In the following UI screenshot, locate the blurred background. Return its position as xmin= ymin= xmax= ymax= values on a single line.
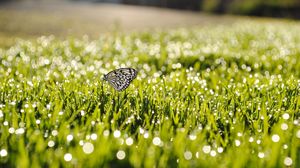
xmin=0 ymin=0 xmax=299 ymax=47
xmin=85 ymin=0 xmax=300 ymax=19
xmin=1 ymin=0 xmax=299 ymax=18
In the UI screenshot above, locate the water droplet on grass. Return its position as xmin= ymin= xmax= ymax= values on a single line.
xmin=139 ymin=128 xmax=145 ymax=134
xmin=258 ymin=152 xmax=265 ymax=158
xmin=144 ymin=132 xmax=149 ymax=139
xmin=210 ymin=150 xmax=217 ymax=157
xmin=249 ymin=137 xmax=254 ymax=142
xmin=282 ymin=113 xmax=289 ymax=120
xmin=52 ymin=130 xmax=58 ymax=136
xmin=189 ymin=134 xmax=197 ymax=141
xmin=235 ymin=140 xmax=241 ymax=147
xmin=116 ymin=150 xmax=126 ymax=160
xmin=281 ymin=123 xmax=288 ymax=130
xmin=79 ymin=140 xmax=84 ymax=146
xmin=152 ymin=137 xmax=161 ymax=146
xmin=184 ymin=151 xmax=192 ymax=160
xmin=80 ymin=110 xmax=85 ymax=116
xmin=113 ymin=130 xmax=121 ymax=138
xmin=67 ymin=135 xmax=73 ymax=142
xmin=15 ymin=128 xmax=25 ymax=135
xmin=64 ymin=153 xmax=72 ymax=162
xmin=296 ymin=130 xmax=300 ymax=138
xmin=217 ymin=147 xmax=224 ymax=153
xmin=91 ymin=133 xmax=97 ymax=140
xmin=83 ymin=142 xmax=94 ymax=154
xmin=294 ymin=120 xmax=299 ymax=125
xmin=125 ymin=137 xmax=133 ymax=146
xmin=272 ymin=134 xmax=280 ymax=142
xmin=103 ymin=130 xmax=110 ymax=137
xmin=256 ymin=139 xmax=261 ymax=144
xmin=284 ymin=157 xmax=292 ymax=166
xmin=8 ymin=127 xmax=15 ymax=134
xmin=46 ymin=104 xmax=51 ymax=110
xmin=0 ymin=149 xmax=7 ymax=157
xmin=48 ymin=140 xmax=55 ymax=147
xmin=202 ymin=145 xmax=211 ymax=154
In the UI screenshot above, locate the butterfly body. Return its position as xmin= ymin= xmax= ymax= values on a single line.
xmin=104 ymin=68 xmax=138 ymax=91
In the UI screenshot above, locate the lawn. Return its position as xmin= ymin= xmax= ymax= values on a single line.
xmin=0 ymin=20 xmax=300 ymax=167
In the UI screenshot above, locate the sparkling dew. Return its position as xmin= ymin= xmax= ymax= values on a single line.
xmin=116 ymin=150 xmax=126 ymax=160
xmin=64 ymin=153 xmax=72 ymax=162
xmin=83 ymin=142 xmax=94 ymax=154
xmin=272 ymin=134 xmax=280 ymax=142
xmin=284 ymin=157 xmax=293 ymax=166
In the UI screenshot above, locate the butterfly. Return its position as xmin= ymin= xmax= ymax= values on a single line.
xmin=103 ymin=68 xmax=138 ymax=91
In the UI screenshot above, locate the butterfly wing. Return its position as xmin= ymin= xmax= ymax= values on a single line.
xmin=104 ymin=68 xmax=137 ymax=91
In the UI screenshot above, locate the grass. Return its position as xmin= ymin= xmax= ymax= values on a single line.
xmin=0 ymin=20 xmax=300 ymax=168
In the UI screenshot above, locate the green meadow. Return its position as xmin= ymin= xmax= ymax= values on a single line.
xmin=0 ymin=20 xmax=300 ymax=167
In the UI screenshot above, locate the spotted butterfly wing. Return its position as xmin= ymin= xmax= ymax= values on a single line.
xmin=103 ymin=68 xmax=138 ymax=91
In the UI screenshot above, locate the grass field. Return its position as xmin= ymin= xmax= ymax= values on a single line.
xmin=0 ymin=20 xmax=300 ymax=167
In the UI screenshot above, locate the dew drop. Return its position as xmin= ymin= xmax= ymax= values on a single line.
xmin=64 ymin=153 xmax=72 ymax=162
xmin=202 ymin=145 xmax=211 ymax=154
xmin=83 ymin=142 xmax=94 ymax=154
xmin=284 ymin=157 xmax=292 ymax=166
xmin=91 ymin=133 xmax=97 ymax=140
xmin=0 ymin=149 xmax=7 ymax=157
xmin=139 ymin=128 xmax=145 ymax=134
xmin=116 ymin=150 xmax=126 ymax=160
xmin=152 ymin=137 xmax=161 ymax=146
xmin=249 ymin=137 xmax=254 ymax=142
xmin=48 ymin=140 xmax=55 ymax=147
xmin=125 ymin=137 xmax=134 ymax=146
xmin=144 ymin=132 xmax=149 ymax=139
xmin=79 ymin=140 xmax=84 ymax=146
xmin=272 ymin=134 xmax=280 ymax=142
xmin=113 ymin=130 xmax=121 ymax=138
xmin=67 ymin=134 xmax=73 ymax=142
xmin=281 ymin=123 xmax=288 ymax=130
xmin=256 ymin=139 xmax=261 ymax=144
xmin=296 ymin=130 xmax=300 ymax=138
xmin=189 ymin=134 xmax=197 ymax=141
xmin=282 ymin=113 xmax=289 ymax=120
xmin=103 ymin=130 xmax=110 ymax=137
xmin=217 ymin=147 xmax=223 ymax=153
xmin=52 ymin=130 xmax=58 ymax=136
xmin=46 ymin=104 xmax=51 ymax=110
xmin=15 ymin=128 xmax=25 ymax=135
xmin=8 ymin=127 xmax=15 ymax=134
xmin=184 ymin=151 xmax=192 ymax=160
xmin=258 ymin=152 xmax=265 ymax=158
xmin=235 ymin=140 xmax=241 ymax=147
xmin=210 ymin=150 xmax=217 ymax=157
